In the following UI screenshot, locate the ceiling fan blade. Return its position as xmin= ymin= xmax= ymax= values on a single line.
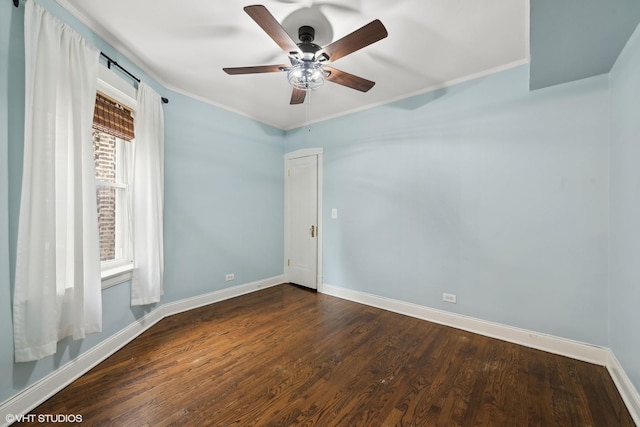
xmin=244 ymin=5 xmax=300 ymax=55
xmin=290 ymin=88 xmax=307 ymax=104
xmin=223 ymin=64 xmax=289 ymax=75
xmin=324 ymin=66 xmax=375 ymax=92
xmin=318 ymin=19 xmax=388 ymax=63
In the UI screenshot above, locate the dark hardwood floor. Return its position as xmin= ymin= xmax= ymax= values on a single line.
xmin=25 ymin=284 xmax=633 ymax=426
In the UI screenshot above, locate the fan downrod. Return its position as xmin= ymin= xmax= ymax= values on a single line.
xmin=298 ymin=26 xmax=315 ymax=43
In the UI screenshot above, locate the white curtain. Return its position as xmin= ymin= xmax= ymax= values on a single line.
xmin=13 ymin=2 xmax=101 ymax=362
xmin=131 ymin=82 xmax=164 ymax=305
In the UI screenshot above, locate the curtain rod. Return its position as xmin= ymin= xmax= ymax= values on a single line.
xmin=11 ymin=1 xmax=169 ymax=104
xmin=101 ymin=52 xmax=169 ymax=104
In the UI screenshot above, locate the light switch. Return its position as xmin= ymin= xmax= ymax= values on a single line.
xmin=331 ymin=208 xmax=338 ymax=219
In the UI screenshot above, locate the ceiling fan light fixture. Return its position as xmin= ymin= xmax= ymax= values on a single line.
xmin=223 ymin=6 xmax=388 ymax=104
xmin=287 ymin=61 xmax=326 ymax=91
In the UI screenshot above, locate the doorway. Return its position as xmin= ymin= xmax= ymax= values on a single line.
xmin=284 ymin=148 xmax=323 ymax=290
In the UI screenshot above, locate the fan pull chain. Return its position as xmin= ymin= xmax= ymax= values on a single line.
xmin=306 ymin=90 xmax=312 ymax=132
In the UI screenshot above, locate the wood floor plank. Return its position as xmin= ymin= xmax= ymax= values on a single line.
xmin=21 ymin=284 xmax=634 ymax=426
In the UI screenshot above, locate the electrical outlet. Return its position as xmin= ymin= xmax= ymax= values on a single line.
xmin=225 ymin=273 xmax=235 ymax=281
xmin=442 ymin=293 xmax=457 ymax=303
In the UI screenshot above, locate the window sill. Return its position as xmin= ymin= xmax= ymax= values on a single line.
xmin=101 ymin=263 xmax=133 ymax=289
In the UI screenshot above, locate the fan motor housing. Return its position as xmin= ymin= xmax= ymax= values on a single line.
xmin=297 ymin=26 xmax=322 ymax=57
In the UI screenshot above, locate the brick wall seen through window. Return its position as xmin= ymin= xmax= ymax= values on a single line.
xmin=93 ymin=130 xmax=117 ymax=262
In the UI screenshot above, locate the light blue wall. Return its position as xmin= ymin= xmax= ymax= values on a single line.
xmin=163 ymin=92 xmax=284 ymax=302
xmin=0 ymin=0 xmax=283 ymax=405
xmin=285 ymin=65 xmax=610 ymax=346
xmin=530 ymin=0 xmax=640 ymax=90
xmin=610 ymin=21 xmax=640 ymax=392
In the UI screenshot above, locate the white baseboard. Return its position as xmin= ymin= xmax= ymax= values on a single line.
xmin=321 ymin=283 xmax=640 ymax=424
xmin=607 ymin=350 xmax=640 ymax=425
xmin=162 ymin=275 xmax=284 ymax=317
xmin=0 ymin=275 xmax=285 ymax=426
xmin=321 ymin=283 xmax=608 ymax=365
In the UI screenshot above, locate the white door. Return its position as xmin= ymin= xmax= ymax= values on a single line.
xmin=285 ymin=153 xmax=320 ymax=289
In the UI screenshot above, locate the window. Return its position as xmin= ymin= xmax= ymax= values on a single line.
xmin=93 ymin=70 xmax=137 ymax=288
xmin=94 ymin=130 xmax=131 ymax=274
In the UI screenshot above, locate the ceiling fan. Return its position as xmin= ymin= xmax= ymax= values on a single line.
xmin=223 ymin=5 xmax=388 ymax=105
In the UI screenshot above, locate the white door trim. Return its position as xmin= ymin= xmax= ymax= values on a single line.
xmin=284 ymin=148 xmax=323 ymax=289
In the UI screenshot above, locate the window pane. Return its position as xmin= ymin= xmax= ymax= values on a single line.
xmin=97 ymin=186 xmax=116 ymax=262
xmin=92 ymin=90 xmax=133 ymax=275
xmin=93 ymin=130 xmax=117 ymax=183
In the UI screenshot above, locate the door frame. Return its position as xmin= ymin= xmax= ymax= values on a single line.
xmin=284 ymin=148 xmax=323 ymax=290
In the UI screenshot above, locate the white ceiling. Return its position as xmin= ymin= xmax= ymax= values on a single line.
xmin=57 ymin=0 xmax=529 ymax=130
